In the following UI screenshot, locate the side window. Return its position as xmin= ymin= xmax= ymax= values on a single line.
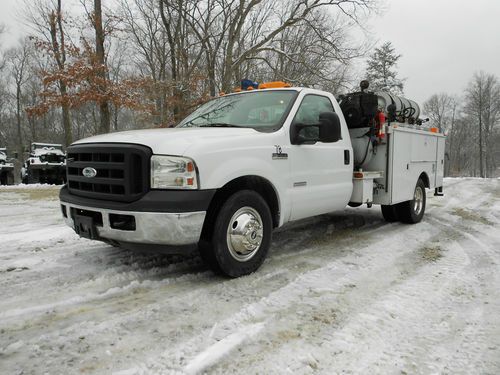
xmin=292 ymin=95 xmax=335 ymax=142
xmin=293 ymin=95 xmax=335 ymax=125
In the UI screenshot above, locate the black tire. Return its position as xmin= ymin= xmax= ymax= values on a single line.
xmin=199 ymin=190 xmax=272 ymax=278
xmin=27 ymin=170 xmax=39 ymax=184
xmin=7 ymin=172 xmax=14 ymax=185
xmin=396 ymin=178 xmax=426 ymax=224
xmin=381 ymin=204 xmax=399 ymax=222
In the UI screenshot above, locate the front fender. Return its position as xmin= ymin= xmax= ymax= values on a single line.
xmin=198 ymin=154 xmax=290 ymax=226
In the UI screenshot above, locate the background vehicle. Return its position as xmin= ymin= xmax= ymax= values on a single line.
xmin=0 ymin=148 xmax=15 ymax=185
xmin=60 ymin=81 xmax=445 ymax=277
xmin=22 ymin=143 xmax=66 ymax=184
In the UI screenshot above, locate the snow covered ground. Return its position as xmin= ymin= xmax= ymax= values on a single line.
xmin=0 ymin=178 xmax=499 ymax=374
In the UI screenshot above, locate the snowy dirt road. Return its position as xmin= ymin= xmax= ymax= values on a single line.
xmin=0 ymin=179 xmax=499 ymax=375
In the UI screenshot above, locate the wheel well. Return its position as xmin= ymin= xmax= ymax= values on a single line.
xmin=419 ymin=172 xmax=430 ymax=188
xmin=200 ymin=176 xmax=280 ymax=241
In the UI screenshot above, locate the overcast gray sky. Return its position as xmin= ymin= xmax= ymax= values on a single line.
xmin=367 ymin=0 xmax=500 ymax=103
xmin=1 ymin=0 xmax=499 ymax=105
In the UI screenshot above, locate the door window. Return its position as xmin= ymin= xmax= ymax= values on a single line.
xmin=293 ymin=95 xmax=334 ymax=124
xmin=292 ymin=95 xmax=336 ymax=141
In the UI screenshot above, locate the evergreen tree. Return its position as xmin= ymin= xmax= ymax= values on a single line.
xmin=365 ymin=42 xmax=405 ymax=94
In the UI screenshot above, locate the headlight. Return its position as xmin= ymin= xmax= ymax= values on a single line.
xmin=151 ymin=155 xmax=198 ymax=189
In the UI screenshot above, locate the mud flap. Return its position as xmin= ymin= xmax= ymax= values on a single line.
xmin=74 ymin=214 xmax=99 ymax=240
xmin=434 ymin=186 xmax=444 ymax=196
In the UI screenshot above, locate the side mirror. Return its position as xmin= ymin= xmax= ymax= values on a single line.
xmin=318 ymin=111 xmax=341 ymax=143
xmin=290 ymin=111 xmax=342 ymax=145
xmin=290 ymin=122 xmax=319 ymax=145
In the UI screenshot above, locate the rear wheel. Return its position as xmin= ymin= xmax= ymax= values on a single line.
xmin=381 ymin=204 xmax=399 ymax=222
xmin=396 ymin=178 xmax=426 ymax=224
xmin=199 ymin=190 xmax=272 ymax=278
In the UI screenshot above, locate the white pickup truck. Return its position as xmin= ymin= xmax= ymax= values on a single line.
xmin=60 ymin=81 xmax=445 ymax=277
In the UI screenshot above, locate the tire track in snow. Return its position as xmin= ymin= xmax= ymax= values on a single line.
xmin=207 ymin=182 xmax=500 ymax=374
xmin=119 ymin=222 xmax=440 ymax=374
xmin=207 ymin=209 xmax=499 ymax=374
xmin=1 ymin=179 xmax=499 ymax=374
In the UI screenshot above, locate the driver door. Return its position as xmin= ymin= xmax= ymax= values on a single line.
xmin=289 ymin=94 xmax=352 ymax=220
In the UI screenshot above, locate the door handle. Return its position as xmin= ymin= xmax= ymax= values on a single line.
xmin=344 ymin=150 xmax=350 ymax=165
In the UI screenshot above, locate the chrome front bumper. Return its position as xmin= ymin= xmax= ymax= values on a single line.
xmin=61 ymin=202 xmax=206 ymax=246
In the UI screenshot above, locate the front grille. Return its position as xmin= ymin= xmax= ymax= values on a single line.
xmin=40 ymin=154 xmax=65 ymax=163
xmin=66 ymin=143 xmax=152 ymax=202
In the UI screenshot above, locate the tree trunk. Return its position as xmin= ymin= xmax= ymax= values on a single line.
xmin=94 ymin=0 xmax=111 ymax=134
xmin=479 ymin=102 xmax=484 ymax=178
xmin=207 ymin=53 xmax=216 ymax=97
xmin=98 ymin=101 xmax=111 ymax=134
xmin=159 ymin=0 xmax=181 ymax=120
xmin=113 ymin=104 xmax=119 ymax=131
xmin=60 ymin=81 xmax=73 ymax=146
xmin=16 ymin=85 xmax=23 ymax=160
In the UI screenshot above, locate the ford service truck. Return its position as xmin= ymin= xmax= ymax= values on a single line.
xmin=60 ymin=81 xmax=445 ymax=277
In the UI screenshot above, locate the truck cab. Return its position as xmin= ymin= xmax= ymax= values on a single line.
xmin=60 ymin=83 xmax=445 ymax=277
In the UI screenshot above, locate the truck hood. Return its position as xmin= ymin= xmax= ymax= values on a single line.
xmin=73 ymin=127 xmax=260 ymax=155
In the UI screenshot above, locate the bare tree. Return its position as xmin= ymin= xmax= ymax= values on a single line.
xmin=424 ymin=93 xmax=454 ymax=133
xmin=0 ymin=24 xmax=6 ymax=71
xmin=25 ymin=0 xmax=73 ymax=145
xmin=155 ymin=0 xmax=374 ymax=117
xmin=93 ymin=0 xmax=111 ymax=134
xmin=217 ymin=0 xmax=374 ymax=92
xmin=6 ymin=38 xmax=32 ymax=159
xmin=121 ymin=0 xmax=172 ymax=123
xmin=464 ymin=72 xmax=500 ymax=177
xmin=15 ymin=0 xmax=377 ymax=142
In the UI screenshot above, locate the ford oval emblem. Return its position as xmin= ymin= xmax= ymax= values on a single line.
xmin=82 ymin=167 xmax=97 ymax=178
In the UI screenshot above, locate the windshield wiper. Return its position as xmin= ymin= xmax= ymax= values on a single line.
xmin=198 ymin=122 xmax=241 ymax=128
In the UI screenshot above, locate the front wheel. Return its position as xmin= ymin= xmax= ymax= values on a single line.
xmin=199 ymin=190 xmax=272 ymax=278
xmin=396 ymin=178 xmax=426 ymax=224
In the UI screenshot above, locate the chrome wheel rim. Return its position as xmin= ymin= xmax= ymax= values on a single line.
xmin=226 ymin=206 xmax=263 ymax=262
xmin=413 ymin=185 xmax=424 ymax=215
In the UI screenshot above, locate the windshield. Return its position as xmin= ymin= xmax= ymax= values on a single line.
xmin=177 ymin=90 xmax=298 ymax=131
